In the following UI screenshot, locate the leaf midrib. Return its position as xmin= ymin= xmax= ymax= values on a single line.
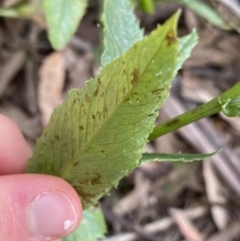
xmin=60 ymin=27 xmax=174 ymax=179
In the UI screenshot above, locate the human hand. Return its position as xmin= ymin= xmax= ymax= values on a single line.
xmin=0 ymin=114 xmax=82 ymax=241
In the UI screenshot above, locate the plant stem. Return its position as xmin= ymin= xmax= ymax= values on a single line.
xmin=148 ymin=82 xmax=240 ymax=141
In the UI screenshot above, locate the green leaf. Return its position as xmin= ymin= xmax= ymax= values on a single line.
xmin=178 ymin=0 xmax=230 ymax=30
xmin=138 ymin=0 xmax=155 ymax=14
xmin=44 ymin=0 xmax=88 ymax=50
xmin=155 ymin=0 xmax=230 ymax=29
xmin=63 ymin=209 xmax=106 ymax=241
xmin=176 ymin=29 xmax=198 ymax=73
xmin=149 ymin=82 xmax=240 ymax=140
xmin=101 ymin=0 xmax=144 ymax=66
xmin=0 ymin=2 xmax=41 ymax=18
xmin=219 ymin=96 xmax=240 ymax=117
xmin=141 ymin=150 xmax=220 ymax=163
xmin=27 ymin=12 xmax=179 ymax=209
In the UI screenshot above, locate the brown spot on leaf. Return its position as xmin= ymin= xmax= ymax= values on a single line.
xmin=90 ymin=173 xmax=101 ymax=185
xmin=74 ymin=174 xmax=102 ymax=206
xmin=79 ymin=125 xmax=84 ymax=130
xmin=96 ymin=111 xmax=102 ymax=120
xmin=92 ymin=114 xmax=95 ymax=119
xmin=85 ymin=93 xmax=90 ymax=102
xmin=94 ymin=88 xmax=99 ymax=96
xmin=73 ymin=162 xmax=79 ymax=167
xmin=101 ymin=150 xmax=105 ymax=154
xmin=131 ymin=68 xmax=139 ymax=85
xmin=152 ymin=88 xmax=164 ymax=95
xmin=75 ymin=186 xmax=95 ymax=201
xmin=54 ymin=135 xmax=60 ymax=140
xmin=50 ymin=140 xmax=54 ymax=148
xmin=166 ymin=30 xmax=177 ymax=46
xmin=98 ymin=78 xmax=102 ymax=85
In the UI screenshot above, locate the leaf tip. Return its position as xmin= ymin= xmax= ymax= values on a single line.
xmin=164 ymin=10 xmax=182 ymax=46
xmin=170 ymin=9 xmax=182 ymax=28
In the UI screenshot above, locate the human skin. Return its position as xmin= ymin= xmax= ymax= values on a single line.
xmin=0 ymin=114 xmax=82 ymax=241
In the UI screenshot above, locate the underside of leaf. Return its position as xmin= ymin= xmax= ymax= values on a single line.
xmin=44 ymin=0 xmax=87 ymax=50
xmin=27 ymin=13 xmax=180 ymax=209
xmin=101 ymin=0 xmax=144 ymax=66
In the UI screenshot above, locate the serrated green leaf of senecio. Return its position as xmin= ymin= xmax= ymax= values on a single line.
xmin=44 ymin=0 xmax=87 ymax=50
xmin=101 ymin=0 xmax=144 ymax=66
xmin=27 ymin=12 xmax=180 ymax=209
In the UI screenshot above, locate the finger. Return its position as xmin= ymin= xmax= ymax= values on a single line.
xmin=0 ymin=174 xmax=82 ymax=241
xmin=0 ymin=114 xmax=32 ymax=174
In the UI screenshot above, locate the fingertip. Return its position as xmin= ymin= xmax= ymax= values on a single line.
xmin=0 ymin=114 xmax=32 ymax=174
xmin=0 ymin=174 xmax=82 ymax=241
xmin=0 ymin=115 xmax=83 ymax=240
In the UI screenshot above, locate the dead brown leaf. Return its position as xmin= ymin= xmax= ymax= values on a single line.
xmin=170 ymin=208 xmax=204 ymax=241
xmin=38 ymin=51 xmax=65 ymax=126
xmin=203 ymin=160 xmax=229 ymax=230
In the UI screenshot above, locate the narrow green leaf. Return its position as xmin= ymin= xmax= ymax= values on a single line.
xmin=149 ymin=83 xmax=240 ymax=140
xmin=63 ymin=209 xmax=106 ymax=241
xmin=27 ymin=12 xmax=179 ymax=209
xmin=154 ymin=0 xmax=230 ymax=29
xmin=101 ymin=0 xmax=144 ymax=66
xmin=0 ymin=8 xmax=21 ymax=17
xmin=176 ymin=29 xmax=198 ymax=73
xmin=0 ymin=2 xmax=41 ymax=18
xmin=141 ymin=150 xmax=220 ymax=163
xmin=178 ymin=0 xmax=230 ymax=30
xmin=44 ymin=0 xmax=88 ymax=50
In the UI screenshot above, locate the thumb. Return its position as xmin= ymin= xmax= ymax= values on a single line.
xmin=0 ymin=114 xmax=82 ymax=241
xmin=0 ymin=174 xmax=82 ymax=241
